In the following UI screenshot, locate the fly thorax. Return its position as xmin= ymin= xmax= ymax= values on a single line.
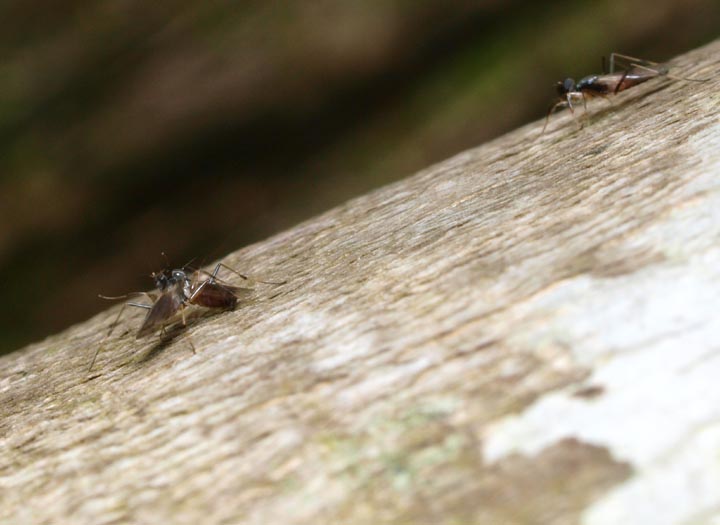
xmin=576 ymin=75 xmax=598 ymax=91
xmin=171 ymin=270 xmax=192 ymax=299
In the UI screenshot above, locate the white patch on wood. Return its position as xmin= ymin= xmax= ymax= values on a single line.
xmin=483 ymin=124 xmax=720 ymax=524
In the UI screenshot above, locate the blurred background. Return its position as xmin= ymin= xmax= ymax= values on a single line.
xmin=1 ymin=0 xmax=718 ymax=356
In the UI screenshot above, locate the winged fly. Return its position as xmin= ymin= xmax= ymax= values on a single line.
xmin=89 ymin=263 xmax=283 ymax=371
xmin=542 ymin=52 xmax=709 ymax=132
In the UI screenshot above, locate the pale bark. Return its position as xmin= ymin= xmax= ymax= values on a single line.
xmin=2 ymin=40 xmax=720 ymax=525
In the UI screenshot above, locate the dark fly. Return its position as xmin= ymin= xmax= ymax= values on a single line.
xmin=89 ymin=263 xmax=282 ymax=371
xmin=542 ymin=52 xmax=709 ymax=132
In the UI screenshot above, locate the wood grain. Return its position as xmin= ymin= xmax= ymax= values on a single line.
xmin=2 ymin=40 xmax=720 ymax=525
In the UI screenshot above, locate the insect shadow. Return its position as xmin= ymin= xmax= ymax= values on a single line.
xmin=542 ymin=52 xmax=710 ymax=133
xmin=89 ymin=262 xmax=285 ymax=372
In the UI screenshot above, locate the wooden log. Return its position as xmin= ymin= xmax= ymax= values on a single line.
xmin=2 ymin=40 xmax=719 ymax=524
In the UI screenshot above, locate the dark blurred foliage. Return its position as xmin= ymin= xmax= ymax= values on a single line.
xmin=1 ymin=0 xmax=718 ymax=355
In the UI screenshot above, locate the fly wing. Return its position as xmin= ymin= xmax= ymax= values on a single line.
xmin=137 ymin=291 xmax=182 ymax=338
xmin=614 ymin=66 xmax=658 ymax=91
xmin=591 ymin=72 xmax=625 ymax=91
xmin=589 ymin=69 xmax=657 ymax=95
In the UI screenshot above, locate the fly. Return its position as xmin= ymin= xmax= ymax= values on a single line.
xmin=542 ymin=52 xmax=709 ymax=132
xmin=89 ymin=262 xmax=284 ymax=371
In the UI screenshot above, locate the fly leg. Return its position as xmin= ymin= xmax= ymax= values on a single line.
xmin=188 ymin=263 xmax=285 ymax=301
xmin=608 ymin=53 xmax=666 ymax=75
xmin=542 ymin=92 xmax=583 ymax=134
xmin=541 ymin=99 xmax=567 ymax=133
xmin=89 ymin=296 xmax=155 ymax=372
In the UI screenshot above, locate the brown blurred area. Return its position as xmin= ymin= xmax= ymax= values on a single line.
xmin=0 ymin=0 xmax=718 ymax=355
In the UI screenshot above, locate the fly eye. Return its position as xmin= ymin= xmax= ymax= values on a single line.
xmin=563 ymin=78 xmax=575 ymax=92
xmin=173 ymin=270 xmax=185 ymax=280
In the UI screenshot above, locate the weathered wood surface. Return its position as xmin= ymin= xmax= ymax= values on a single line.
xmin=2 ymin=41 xmax=720 ymax=524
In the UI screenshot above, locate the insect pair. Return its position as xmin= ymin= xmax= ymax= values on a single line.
xmin=542 ymin=52 xmax=709 ymax=132
xmin=89 ymin=262 xmax=283 ymax=371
